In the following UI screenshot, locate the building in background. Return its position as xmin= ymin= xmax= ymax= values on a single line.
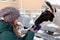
xmin=0 ymin=0 xmax=21 ymax=9
xmin=0 ymin=0 xmax=45 ymax=9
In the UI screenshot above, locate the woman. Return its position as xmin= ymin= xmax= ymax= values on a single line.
xmin=0 ymin=7 xmax=38 ymax=40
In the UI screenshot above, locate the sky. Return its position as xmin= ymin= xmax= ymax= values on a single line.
xmin=47 ymin=0 xmax=60 ymax=5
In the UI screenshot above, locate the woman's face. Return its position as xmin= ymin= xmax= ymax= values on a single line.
xmin=15 ymin=19 xmax=19 ymax=24
xmin=14 ymin=19 xmax=19 ymax=28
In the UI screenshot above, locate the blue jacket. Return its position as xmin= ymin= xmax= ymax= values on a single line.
xmin=0 ymin=20 xmax=35 ymax=40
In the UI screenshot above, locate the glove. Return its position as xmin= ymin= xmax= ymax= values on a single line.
xmin=31 ymin=25 xmax=41 ymax=31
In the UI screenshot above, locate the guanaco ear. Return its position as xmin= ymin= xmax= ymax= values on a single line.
xmin=54 ymin=8 xmax=57 ymax=12
xmin=45 ymin=1 xmax=54 ymax=13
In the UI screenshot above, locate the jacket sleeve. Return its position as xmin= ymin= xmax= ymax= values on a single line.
xmin=22 ymin=31 xmax=35 ymax=40
xmin=1 ymin=31 xmax=19 ymax=40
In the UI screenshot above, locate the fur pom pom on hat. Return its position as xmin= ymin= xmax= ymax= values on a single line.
xmin=0 ymin=7 xmax=20 ymax=22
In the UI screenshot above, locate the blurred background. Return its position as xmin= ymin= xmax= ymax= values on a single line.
xmin=0 ymin=0 xmax=60 ymax=40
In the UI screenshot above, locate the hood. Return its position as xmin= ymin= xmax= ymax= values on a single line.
xmin=0 ymin=20 xmax=12 ymax=33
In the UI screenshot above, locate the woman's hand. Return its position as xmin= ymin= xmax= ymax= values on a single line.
xmin=30 ymin=25 xmax=41 ymax=33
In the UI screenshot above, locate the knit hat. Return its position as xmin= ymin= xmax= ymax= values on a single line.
xmin=0 ymin=7 xmax=20 ymax=22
